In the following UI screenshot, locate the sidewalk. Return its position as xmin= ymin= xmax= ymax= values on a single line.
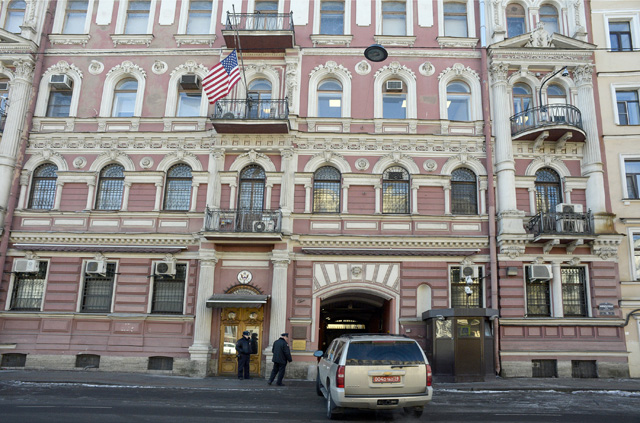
xmin=1 ymin=369 xmax=639 ymax=393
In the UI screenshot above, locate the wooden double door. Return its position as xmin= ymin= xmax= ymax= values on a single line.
xmin=218 ymin=306 xmax=263 ymax=376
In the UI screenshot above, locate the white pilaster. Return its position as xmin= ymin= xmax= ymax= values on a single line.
xmin=304 ymin=183 xmax=312 ymax=213
xmin=17 ymin=171 xmax=29 ymax=210
xmin=190 ymin=183 xmax=199 ymax=212
xmin=153 ymin=182 xmax=163 ymax=211
xmin=206 ymin=148 xmax=224 ymax=209
xmin=85 ymin=180 xmax=96 ymax=210
xmin=53 ymin=181 xmax=64 ymax=210
xmin=374 ymin=183 xmax=381 ymax=214
xmin=269 ymin=252 xmax=291 ymax=346
xmin=551 ymin=261 xmax=564 ymax=318
xmin=342 ymin=184 xmax=349 ymax=213
xmin=189 ymin=250 xmax=218 ymax=366
xmin=121 ymin=182 xmax=131 ymax=211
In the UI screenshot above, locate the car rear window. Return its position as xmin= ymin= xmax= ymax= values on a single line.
xmin=345 ymin=341 xmax=425 ymax=366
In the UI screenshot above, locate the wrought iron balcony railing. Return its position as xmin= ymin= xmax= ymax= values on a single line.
xmin=204 ymin=208 xmax=282 ymax=233
xmin=510 ymin=104 xmax=583 ymax=137
xmin=527 ymin=210 xmax=594 ymax=237
xmin=225 ymin=12 xmax=294 ymax=32
xmin=212 ymin=99 xmax=289 ymax=121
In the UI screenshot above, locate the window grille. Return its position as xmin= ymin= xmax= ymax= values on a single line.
xmin=75 ymin=354 xmax=100 ymax=368
xmin=10 ymin=261 xmax=47 ymax=311
xmin=164 ymin=164 xmax=192 ymax=211
xmin=451 ymin=168 xmax=477 ymax=214
xmin=1 ymin=353 xmax=27 ymax=367
xmin=95 ymin=164 xmax=125 ymax=210
xmin=450 ymin=266 xmax=483 ymax=308
xmin=525 ymin=267 xmax=551 ymax=317
xmin=382 ymin=166 xmax=409 ymax=214
xmin=535 ymin=168 xmax=562 ymax=213
xmin=81 ymin=262 xmax=116 ymax=313
xmin=561 ymin=267 xmax=588 ymax=317
xmin=29 ymin=164 xmax=58 ymax=209
xmin=313 ymin=166 xmax=341 ymax=213
xmin=532 ymin=359 xmax=557 ymax=378
xmin=148 ymin=356 xmax=173 ymax=370
xmin=152 ymin=264 xmax=187 ymax=314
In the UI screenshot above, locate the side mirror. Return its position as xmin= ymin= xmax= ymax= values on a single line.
xmin=313 ymin=350 xmax=324 ymax=358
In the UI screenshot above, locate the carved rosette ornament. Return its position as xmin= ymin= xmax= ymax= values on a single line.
xmin=89 ymin=60 xmax=104 ymax=75
xmin=419 ymin=62 xmax=435 ymax=77
xmin=355 ymin=158 xmax=369 ymax=171
xmin=355 ymin=60 xmax=371 ymax=76
xmin=73 ymin=157 xmax=87 ymax=169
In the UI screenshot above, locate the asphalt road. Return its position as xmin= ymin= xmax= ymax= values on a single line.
xmin=1 ymin=379 xmax=638 ymax=422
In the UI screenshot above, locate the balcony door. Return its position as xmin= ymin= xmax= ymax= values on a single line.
xmin=535 ymin=168 xmax=562 ymax=213
xmin=237 ymin=165 xmax=265 ymax=231
xmin=247 ymin=79 xmax=272 ymax=119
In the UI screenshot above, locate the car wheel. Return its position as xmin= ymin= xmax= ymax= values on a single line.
xmin=316 ymin=372 xmax=323 ymax=397
xmin=326 ymin=384 xmax=339 ymax=420
xmin=403 ymin=407 xmax=424 ymax=418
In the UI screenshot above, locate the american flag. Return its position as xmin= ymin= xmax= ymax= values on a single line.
xmin=203 ymin=50 xmax=241 ymax=105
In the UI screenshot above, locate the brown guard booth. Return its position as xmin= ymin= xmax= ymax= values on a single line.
xmin=423 ymin=308 xmax=498 ymax=382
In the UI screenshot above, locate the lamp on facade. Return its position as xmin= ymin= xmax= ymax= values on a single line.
xmin=364 ymin=44 xmax=388 ymax=62
xmin=538 ymin=66 xmax=569 ymax=108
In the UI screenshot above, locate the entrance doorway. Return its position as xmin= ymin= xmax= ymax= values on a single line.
xmin=219 ymin=306 xmax=263 ymax=376
xmin=318 ymin=292 xmax=390 ymax=350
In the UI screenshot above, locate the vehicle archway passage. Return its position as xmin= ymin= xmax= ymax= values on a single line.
xmin=319 ymin=293 xmax=391 ymax=350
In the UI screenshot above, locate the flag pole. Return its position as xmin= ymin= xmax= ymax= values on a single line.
xmin=231 ymin=4 xmax=248 ymax=97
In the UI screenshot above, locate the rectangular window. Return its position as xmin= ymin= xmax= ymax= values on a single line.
xmin=625 ymin=160 xmax=640 ymax=199
xmin=125 ymin=1 xmax=151 ymax=34
xmin=561 ymin=267 xmax=588 ymax=317
xmin=444 ymin=2 xmax=467 ymax=37
xmin=450 ymin=267 xmax=483 ymax=308
xmin=186 ymin=1 xmax=212 ymax=34
xmin=320 ymin=1 xmax=344 ymax=35
xmin=617 ymin=90 xmax=640 ymax=125
xmin=46 ymin=90 xmax=72 ymax=117
xmin=633 ymin=233 xmax=640 ymax=280
xmin=609 ymin=21 xmax=633 ymax=52
xmin=63 ymin=1 xmax=89 ymax=34
xmin=382 ymin=93 xmax=407 ymax=119
xmin=382 ymin=1 xmax=406 ymax=36
xmin=152 ymin=264 xmax=187 ymax=314
xmin=525 ymin=267 xmax=551 ymax=317
xmin=177 ymin=92 xmax=202 ymax=117
xmin=10 ymin=262 xmax=47 ymax=311
xmin=81 ymin=262 xmax=116 ymax=313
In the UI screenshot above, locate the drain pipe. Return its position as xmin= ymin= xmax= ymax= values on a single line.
xmin=479 ymin=0 xmax=501 ymax=376
xmin=0 ymin=4 xmax=53 ymax=278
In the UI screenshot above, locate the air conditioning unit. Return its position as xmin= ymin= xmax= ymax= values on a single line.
xmin=179 ymin=74 xmax=201 ymax=90
xmin=461 ymin=265 xmax=480 ymax=279
xmin=555 ymin=203 xmax=585 ymax=233
xmin=555 ymin=203 xmax=583 ymax=213
xmin=13 ymin=259 xmax=39 ymax=273
xmin=49 ymin=74 xmax=72 ymax=90
xmin=155 ymin=261 xmax=176 ymax=276
xmin=85 ymin=260 xmax=107 ymax=275
xmin=530 ymin=264 xmax=552 ymax=281
xmin=253 ymin=220 xmax=275 ymax=232
xmin=0 ymin=82 xmax=8 ymax=91
xmin=386 ymin=80 xmax=403 ymax=91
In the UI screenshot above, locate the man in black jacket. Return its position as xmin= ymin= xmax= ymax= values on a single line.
xmin=268 ymin=333 xmax=292 ymax=386
xmin=236 ymin=330 xmax=252 ymax=380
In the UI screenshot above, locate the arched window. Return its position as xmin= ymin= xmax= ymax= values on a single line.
xmin=96 ymin=164 xmax=125 ymax=210
xmin=5 ymin=1 xmax=25 ymax=33
xmin=317 ymin=79 xmax=342 ymax=118
xmin=539 ymin=4 xmax=559 ymax=35
xmin=29 ymin=164 xmax=58 ymax=209
xmin=177 ymin=75 xmax=202 ymax=117
xmin=546 ymin=84 xmax=566 ymax=105
xmin=447 ymin=81 xmax=471 ymax=121
xmin=444 ymin=1 xmax=468 ymax=37
xmin=247 ymin=79 xmax=272 ymax=119
xmin=46 ymin=80 xmax=73 ymax=117
xmin=506 ymin=3 xmax=526 ymax=38
xmin=383 ymin=79 xmax=407 ymax=119
xmin=313 ymin=166 xmax=341 ymax=213
xmin=451 ymin=168 xmax=477 ymax=215
xmin=535 ymin=168 xmax=562 ymax=213
xmin=238 ymin=165 xmax=265 ymax=211
xmin=513 ymin=83 xmax=532 ymax=114
xmin=164 ymin=164 xmax=193 ymax=211
xmin=382 ymin=1 xmax=406 ymax=36
xmin=382 ymin=166 xmax=410 ymax=214
xmin=111 ymin=78 xmax=138 ymax=117
xmin=320 ymin=1 xmax=344 ymax=35
xmin=186 ymin=0 xmax=213 ymax=34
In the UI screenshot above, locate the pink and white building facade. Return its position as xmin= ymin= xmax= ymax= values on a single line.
xmin=0 ymin=0 xmax=631 ymax=379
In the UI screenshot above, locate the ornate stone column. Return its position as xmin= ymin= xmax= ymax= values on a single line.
xmin=528 ymin=188 xmax=537 ymax=215
xmin=490 ymin=62 xmax=525 ymax=235
xmin=574 ymin=65 xmax=607 ymax=230
xmin=189 ymin=249 xmax=218 ymax=375
xmin=228 ymin=182 xmax=237 ymax=209
xmin=0 ymin=59 xmax=34 ymax=228
xmin=268 ymin=251 xmax=291 ymax=346
xmin=206 ymin=148 xmax=224 ymax=209
xmin=265 ymin=183 xmax=273 ymax=209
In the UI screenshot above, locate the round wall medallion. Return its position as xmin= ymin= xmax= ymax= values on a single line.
xmin=423 ymin=159 xmax=438 ymax=172
xmin=139 ymin=157 xmax=154 ymax=169
xmin=73 ymin=156 xmax=87 ymax=169
xmin=152 ymin=60 xmax=168 ymax=75
xmin=355 ymin=158 xmax=370 ymax=171
xmin=419 ymin=61 xmax=435 ymax=76
xmin=88 ymin=60 xmax=104 ymax=75
xmin=237 ymin=270 xmax=253 ymax=284
xmin=355 ymin=60 xmax=371 ymax=75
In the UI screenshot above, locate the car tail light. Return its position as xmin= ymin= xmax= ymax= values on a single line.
xmin=426 ymin=364 xmax=432 ymax=387
xmin=336 ymin=365 xmax=345 ymax=388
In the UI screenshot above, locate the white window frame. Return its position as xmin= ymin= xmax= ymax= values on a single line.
xmin=375 ymin=0 xmax=413 ymax=36
xmin=99 ymin=64 xmax=146 ymax=118
xmin=437 ymin=0 xmax=475 ymax=38
xmin=77 ymin=260 xmax=118 ymax=313
xmin=438 ymin=65 xmax=482 ymax=122
xmin=313 ymin=0 xmax=352 ymax=35
xmin=34 ymin=63 xmax=83 ymax=118
xmin=603 ymin=12 xmax=639 ymax=52
xmin=177 ymin=0 xmax=217 ymax=35
xmin=248 ymin=0 xmax=284 ymax=14
xmin=619 ymin=154 xmax=640 ymax=200
xmin=5 ymin=259 xmax=50 ymax=312
xmin=308 ymin=63 xmax=352 ymax=118
xmin=611 ymin=84 xmax=640 ymax=126
xmin=373 ymin=66 xmax=416 ymax=119
xmin=1 ymin=0 xmax=26 ymax=34
xmin=627 ymin=228 xmax=640 ymax=281
xmin=115 ymin=0 xmax=158 ymax=35
xmin=164 ymin=65 xmax=209 ymax=117
xmin=52 ymin=0 xmax=96 ymax=34
xmin=148 ymin=261 xmax=189 ymax=314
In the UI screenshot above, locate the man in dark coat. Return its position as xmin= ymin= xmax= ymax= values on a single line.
xmin=236 ymin=330 xmax=252 ymax=380
xmin=268 ymin=333 xmax=292 ymax=386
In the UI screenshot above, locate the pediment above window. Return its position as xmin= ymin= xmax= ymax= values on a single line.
xmin=491 ymin=28 xmax=595 ymax=50
xmin=0 ymin=28 xmax=37 ymax=53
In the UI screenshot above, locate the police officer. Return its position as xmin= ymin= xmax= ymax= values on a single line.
xmin=236 ymin=330 xmax=252 ymax=380
xmin=268 ymin=333 xmax=292 ymax=386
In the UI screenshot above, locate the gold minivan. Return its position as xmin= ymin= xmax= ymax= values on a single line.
xmin=314 ymin=334 xmax=433 ymax=419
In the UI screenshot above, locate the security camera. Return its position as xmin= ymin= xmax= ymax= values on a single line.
xmin=561 ymin=68 xmax=569 ymax=77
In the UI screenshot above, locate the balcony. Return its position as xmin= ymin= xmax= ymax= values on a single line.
xmin=211 ymin=99 xmax=289 ymax=134
xmin=222 ymin=12 xmax=295 ymax=51
xmin=510 ymin=104 xmax=586 ymax=144
xmin=203 ymin=208 xmax=282 ymax=240
xmin=527 ymin=210 xmax=595 ymax=250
